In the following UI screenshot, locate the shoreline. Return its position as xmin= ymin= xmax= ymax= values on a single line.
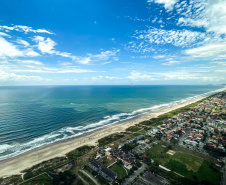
xmin=0 ymin=91 xmax=223 ymax=178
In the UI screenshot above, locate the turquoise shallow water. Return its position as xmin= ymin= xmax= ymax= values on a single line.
xmin=0 ymin=85 xmax=223 ymax=160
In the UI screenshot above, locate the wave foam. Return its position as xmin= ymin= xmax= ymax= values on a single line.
xmin=0 ymin=87 xmax=224 ymax=161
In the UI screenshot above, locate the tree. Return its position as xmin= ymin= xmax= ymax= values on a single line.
xmin=117 ymin=159 xmax=123 ymax=166
xmin=52 ymin=171 xmax=77 ymax=185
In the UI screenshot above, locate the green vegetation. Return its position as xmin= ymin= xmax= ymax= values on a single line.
xmin=0 ymin=175 xmax=22 ymax=185
xmin=110 ymin=164 xmax=128 ymax=180
xmin=96 ymin=175 xmax=109 ymax=185
xmin=66 ymin=145 xmax=95 ymax=160
xmin=165 ymin=159 xmax=194 ymax=179
xmin=52 ymin=171 xmax=83 ymax=185
xmin=22 ymin=173 xmax=52 ymax=185
xmin=121 ymin=143 xmax=137 ymax=153
xmin=98 ymin=132 xmax=126 ymax=147
xmin=78 ymin=171 xmax=96 ymax=185
xmin=146 ymin=143 xmax=222 ymax=185
xmin=145 ymin=142 xmax=172 ymax=165
xmin=159 ymin=99 xmax=204 ymax=119
xmin=22 ymin=157 xmax=68 ymax=179
xmin=172 ymin=152 xmax=203 ymax=172
xmin=196 ymin=161 xmax=222 ymax=185
xmin=126 ymin=126 xmax=141 ymax=132
xmin=218 ymin=123 xmax=226 ymax=128
xmin=98 ymin=156 xmax=115 ymax=167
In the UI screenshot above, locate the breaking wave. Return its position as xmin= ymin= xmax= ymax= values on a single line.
xmin=0 ymin=87 xmax=224 ymax=161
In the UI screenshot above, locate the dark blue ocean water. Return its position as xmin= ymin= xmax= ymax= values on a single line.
xmin=0 ymin=85 xmax=224 ymax=160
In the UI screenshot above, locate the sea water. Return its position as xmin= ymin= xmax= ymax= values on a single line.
xmin=0 ymin=85 xmax=224 ymax=160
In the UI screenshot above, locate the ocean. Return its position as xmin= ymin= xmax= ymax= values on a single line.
xmin=0 ymin=85 xmax=224 ymax=160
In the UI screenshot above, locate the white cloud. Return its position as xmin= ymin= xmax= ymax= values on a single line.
xmin=0 ymin=37 xmax=23 ymax=58
xmin=147 ymin=0 xmax=179 ymax=11
xmin=106 ymin=76 xmax=121 ymax=80
xmin=134 ymin=28 xmax=207 ymax=47
xmin=151 ymin=67 xmax=226 ymax=82
xmin=14 ymin=66 xmax=96 ymax=74
xmin=33 ymin=36 xmax=56 ymax=54
xmin=16 ymin=39 xmax=30 ymax=46
xmin=162 ymin=60 xmax=181 ymax=65
xmin=153 ymin=55 xmax=165 ymax=59
xmin=58 ymin=62 xmax=73 ymax=66
xmin=0 ymin=32 xmax=10 ymax=37
xmin=84 ymin=76 xmax=103 ymax=81
xmin=56 ymin=51 xmax=74 ymax=58
xmin=211 ymin=61 xmax=226 ymax=66
xmin=0 ymin=69 xmax=50 ymax=82
xmin=17 ymin=60 xmax=43 ymax=65
xmin=24 ymin=48 xmax=40 ymax=57
xmin=32 ymin=36 xmax=79 ymax=60
xmin=89 ymin=49 xmax=120 ymax=61
xmin=127 ymin=70 xmax=156 ymax=81
xmin=0 ymin=25 xmax=53 ymax=34
xmin=76 ymin=57 xmax=91 ymax=64
xmin=184 ymin=43 xmax=226 ymax=59
xmin=177 ymin=0 xmax=226 ymax=35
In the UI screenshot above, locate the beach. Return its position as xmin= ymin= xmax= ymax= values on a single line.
xmin=0 ymin=94 xmax=211 ymax=178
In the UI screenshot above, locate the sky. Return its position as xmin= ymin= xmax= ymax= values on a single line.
xmin=0 ymin=0 xmax=226 ymax=85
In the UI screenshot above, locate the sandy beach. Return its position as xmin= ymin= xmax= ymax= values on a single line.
xmin=0 ymin=94 xmax=213 ymax=178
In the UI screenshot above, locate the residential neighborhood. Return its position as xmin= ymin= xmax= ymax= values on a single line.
xmin=80 ymin=91 xmax=226 ymax=185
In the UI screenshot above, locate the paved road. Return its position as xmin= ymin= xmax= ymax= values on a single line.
xmin=78 ymin=174 xmax=89 ymax=185
xmin=80 ymin=169 xmax=100 ymax=185
xmin=123 ymin=163 xmax=148 ymax=185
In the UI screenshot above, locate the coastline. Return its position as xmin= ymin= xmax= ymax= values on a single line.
xmin=0 ymin=93 xmax=215 ymax=178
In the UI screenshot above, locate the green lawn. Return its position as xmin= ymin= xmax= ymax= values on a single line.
xmin=110 ymin=164 xmax=128 ymax=180
xmin=172 ymin=152 xmax=203 ymax=172
xmin=145 ymin=143 xmax=172 ymax=165
xmin=98 ymin=156 xmax=115 ymax=167
xmin=165 ymin=159 xmax=194 ymax=179
xmin=196 ymin=161 xmax=222 ymax=185
xmin=145 ymin=143 xmax=222 ymax=184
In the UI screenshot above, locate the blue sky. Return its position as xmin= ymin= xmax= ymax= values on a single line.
xmin=0 ymin=0 xmax=225 ymax=85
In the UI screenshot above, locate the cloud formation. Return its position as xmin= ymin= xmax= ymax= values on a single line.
xmin=147 ymin=0 xmax=179 ymax=11
xmin=0 ymin=25 xmax=53 ymax=34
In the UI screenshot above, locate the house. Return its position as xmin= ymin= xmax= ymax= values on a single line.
xmin=108 ymin=148 xmax=136 ymax=165
xmin=89 ymin=160 xmax=117 ymax=182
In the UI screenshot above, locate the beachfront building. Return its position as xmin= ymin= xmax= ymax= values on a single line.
xmin=89 ymin=160 xmax=117 ymax=182
xmin=108 ymin=148 xmax=136 ymax=165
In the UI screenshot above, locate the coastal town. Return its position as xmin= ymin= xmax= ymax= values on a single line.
xmin=1 ymin=91 xmax=226 ymax=185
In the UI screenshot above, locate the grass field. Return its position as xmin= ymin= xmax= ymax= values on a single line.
xmin=146 ymin=143 xmax=222 ymax=184
xmin=172 ymin=152 xmax=203 ymax=172
xmin=145 ymin=142 xmax=172 ymax=165
xmin=165 ymin=159 xmax=194 ymax=179
xmin=110 ymin=164 xmax=127 ymax=180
